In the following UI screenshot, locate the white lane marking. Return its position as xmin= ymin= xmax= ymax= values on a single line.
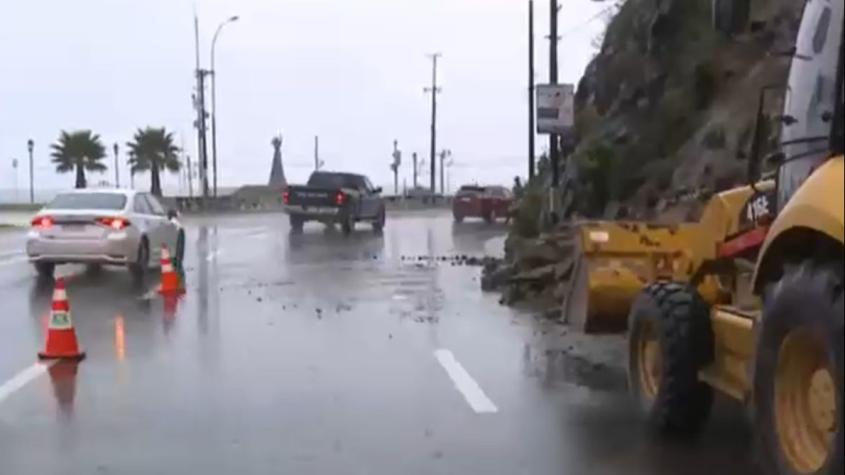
xmin=227 ymin=227 xmax=269 ymax=237
xmin=434 ymin=349 xmax=499 ymax=414
xmin=0 ymin=362 xmax=55 ymax=405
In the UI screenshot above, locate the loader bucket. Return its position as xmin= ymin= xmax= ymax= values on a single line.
xmin=560 ymin=221 xmax=706 ymax=334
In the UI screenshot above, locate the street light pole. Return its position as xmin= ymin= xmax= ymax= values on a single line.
xmin=113 ymin=143 xmax=120 ymax=188
xmin=412 ymin=153 xmax=418 ymax=189
xmin=27 ymin=139 xmax=34 ymax=203
xmin=210 ymin=15 xmax=239 ymax=198
xmin=11 ymin=159 xmax=19 ymax=203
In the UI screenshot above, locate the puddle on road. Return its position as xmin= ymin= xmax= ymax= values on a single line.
xmin=522 ymin=342 xmax=628 ymax=393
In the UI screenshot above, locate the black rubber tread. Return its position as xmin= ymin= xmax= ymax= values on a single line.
xmin=129 ymin=238 xmax=149 ymax=283
xmin=34 ymin=262 xmax=55 ymax=278
xmin=754 ymin=260 xmax=844 ymax=475
xmin=175 ymin=230 xmax=186 ymax=270
xmin=629 ymin=281 xmax=715 ymax=435
xmin=289 ymin=215 xmax=304 ymax=231
xmin=341 ymin=216 xmax=353 ymax=236
xmin=372 ymin=208 xmax=386 ymax=232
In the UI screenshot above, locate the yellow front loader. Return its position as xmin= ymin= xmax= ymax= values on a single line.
xmin=562 ymin=182 xmax=771 ymax=333
xmin=616 ymin=2 xmax=843 ymax=474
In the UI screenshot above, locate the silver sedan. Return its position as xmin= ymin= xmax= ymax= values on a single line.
xmin=26 ymin=189 xmax=185 ymax=279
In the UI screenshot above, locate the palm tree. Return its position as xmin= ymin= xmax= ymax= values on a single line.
xmin=50 ymin=130 xmax=107 ymax=189
xmin=126 ymin=127 xmax=181 ymax=197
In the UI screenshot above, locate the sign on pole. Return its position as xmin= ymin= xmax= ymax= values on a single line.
xmin=536 ymin=84 xmax=575 ymax=136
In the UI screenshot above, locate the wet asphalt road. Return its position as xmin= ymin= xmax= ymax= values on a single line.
xmin=0 ymin=211 xmax=760 ymax=475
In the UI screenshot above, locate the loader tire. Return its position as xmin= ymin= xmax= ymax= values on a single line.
xmin=628 ymin=282 xmax=714 ymax=435
xmin=754 ymin=261 xmax=843 ymax=475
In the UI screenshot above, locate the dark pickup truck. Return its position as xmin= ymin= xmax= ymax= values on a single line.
xmin=283 ymin=171 xmax=387 ymax=234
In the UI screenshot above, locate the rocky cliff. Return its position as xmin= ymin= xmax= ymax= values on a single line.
xmin=560 ymin=0 xmax=802 ymax=220
xmin=490 ymin=0 xmax=804 ymax=308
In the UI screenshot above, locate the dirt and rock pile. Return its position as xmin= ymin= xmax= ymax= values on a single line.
xmin=482 ymin=226 xmax=579 ymax=308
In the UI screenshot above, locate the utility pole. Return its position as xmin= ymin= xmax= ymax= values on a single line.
xmin=548 ymin=0 xmax=561 ymax=220
xmin=314 ymin=136 xmax=320 ymax=171
xmin=197 ymin=69 xmax=211 ymax=198
xmin=391 ymin=140 xmax=401 ymax=195
xmin=528 ymin=0 xmax=536 ymax=179
xmin=113 ymin=143 xmax=120 ymax=188
xmin=412 ymin=152 xmax=419 ymax=189
xmin=425 ymin=53 xmax=442 ymax=195
xmin=27 ymin=139 xmax=34 ymax=203
xmin=193 ymin=12 xmax=204 ymax=198
xmin=186 ymin=154 xmax=194 ymax=198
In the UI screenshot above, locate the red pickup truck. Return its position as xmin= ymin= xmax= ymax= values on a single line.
xmin=452 ymin=185 xmax=513 ymax=224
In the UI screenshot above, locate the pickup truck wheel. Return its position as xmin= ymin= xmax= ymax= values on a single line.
xmin=373 ymin=209 xmax=386 ymax=233
xmin=341 ymin=215 xmax=354 ymax=236
xmin=290 ymin=215 xmax=304 ymax=233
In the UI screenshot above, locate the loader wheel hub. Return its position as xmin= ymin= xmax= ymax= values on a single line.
xmin=638 ymin=321 xmax=662 ymax=400
xmin=775 ymin=330 xmax=836 ymax=474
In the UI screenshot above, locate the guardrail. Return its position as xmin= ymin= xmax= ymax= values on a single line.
xmin=168 ymin=194 xmax=454 ymax=214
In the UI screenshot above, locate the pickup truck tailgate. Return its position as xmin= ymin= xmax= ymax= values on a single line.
xmin=287 ymin=187 xmax=339 ymax=207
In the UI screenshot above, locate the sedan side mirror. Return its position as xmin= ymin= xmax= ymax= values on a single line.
xmin=373 ymin=187 xmax=383 ymax=194
xmin=167 ymin=209 xmax=180 ymax=220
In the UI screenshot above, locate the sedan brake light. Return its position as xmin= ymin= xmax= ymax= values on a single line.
xmin=335 ymin=192 xmax=347 ymax=206
xmin=31 ymin=216 xmax=54 ymax=229
xmin=283 ymin=190 xmax=291 ymax=205
xmin=96 ymin=217 xmax=131 ymax=230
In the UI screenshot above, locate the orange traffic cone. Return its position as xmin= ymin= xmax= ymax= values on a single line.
xmin=158 ymin=245 xmax=184 ymax=296
xmin=38 ymin=278 xmax=86 ymax=361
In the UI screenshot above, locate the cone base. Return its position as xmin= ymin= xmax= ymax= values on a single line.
xmin=39 ymin=351 xmax=86 ymax=362
xmin=158 ymin=287 xmax=186 ymax=296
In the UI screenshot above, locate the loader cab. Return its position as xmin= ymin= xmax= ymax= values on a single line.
xmin=775 ymin=0 xmax=844 ymax=211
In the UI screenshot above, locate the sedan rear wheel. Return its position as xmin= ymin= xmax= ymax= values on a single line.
xmin=129 ymin=239 xmax=149 ymax=282
xmin=34 ymin=262 xmax=55 ymax=279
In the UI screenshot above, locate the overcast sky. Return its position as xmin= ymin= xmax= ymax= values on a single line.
xmin=1 ymin=0 xmax=609 ymax=198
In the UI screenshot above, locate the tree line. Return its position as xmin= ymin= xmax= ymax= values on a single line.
xmin=50 ymin=127 xmax=181 ymax=197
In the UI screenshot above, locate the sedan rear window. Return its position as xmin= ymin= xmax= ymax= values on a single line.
xmin=45 ymin=193 xmax=128 ymax=210
xmin=457 ymin=186 xmax=485 ymax=196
